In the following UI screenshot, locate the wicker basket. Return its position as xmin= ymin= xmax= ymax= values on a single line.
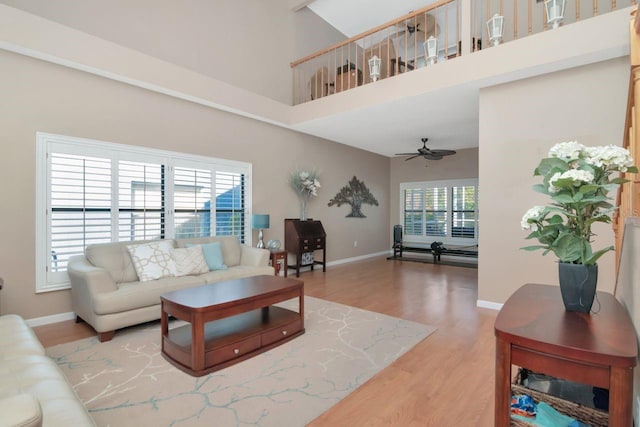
xmin=510 ymin=384 xmax=609 ymax=427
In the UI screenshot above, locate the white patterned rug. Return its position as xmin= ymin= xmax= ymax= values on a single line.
xmin=47 ymin=297 xmax=435 ymax=427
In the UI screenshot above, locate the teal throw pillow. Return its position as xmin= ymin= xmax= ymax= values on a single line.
xmin=185 ymin=242 xmax=227 ymax=271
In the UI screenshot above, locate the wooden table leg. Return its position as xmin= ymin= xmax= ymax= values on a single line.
xmin=191 ymin=313 xmax=205 ymax=371
xmin=609 ymin=365 xmax=633 ymax=427
xmin=494 ymin=338 xmax=511 ymax=427
xmin=299 ymin=286 xmax=305 ymax=330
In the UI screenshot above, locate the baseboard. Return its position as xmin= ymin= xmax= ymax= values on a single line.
xmin=476 ymin=300 xmax=503 ymax=310
xmin=327 ymin=250 xmax=392 ymax=267
xmin=25 ymin=311 xmax=75 ymax=327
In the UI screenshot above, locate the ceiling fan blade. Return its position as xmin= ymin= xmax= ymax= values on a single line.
xmin=424 ymin=154 xmax=443 ymax=160
xmin=404 ymin=155 xmax=421 ymax=161
xmin=430 ymin=149 xmax=457 ymax=156
xmin=395 ymin=152 xmax=418 ymax=156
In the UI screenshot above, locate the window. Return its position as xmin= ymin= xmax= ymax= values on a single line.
xmin=400 ymin=179 xmax=478 ymax=245
xmin=36 ymin=133 xmax=252 ymax=292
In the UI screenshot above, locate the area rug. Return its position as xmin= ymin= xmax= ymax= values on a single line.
xmin=47 ymin=296 xmax=435 ymax=427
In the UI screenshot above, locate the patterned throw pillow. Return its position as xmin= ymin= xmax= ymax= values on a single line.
xmin=185 ymin=242 xmax=228 ymax=271
xmin=171 ymin=246 xmax=209 ymax=277
xmin=126 ymin=241 xmax=176 ymax=282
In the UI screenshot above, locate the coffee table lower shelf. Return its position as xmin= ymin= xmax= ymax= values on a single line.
xmin=162 ymin=306 xmax=304 ymax=376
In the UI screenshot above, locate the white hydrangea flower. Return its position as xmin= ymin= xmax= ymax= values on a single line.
xmin=521 ymin=206 xmax=545 ymax=230
xmin=550 ymin=169 xmax=594 ymax=187
xmin=548 ymin=141 xmax=585 ymax=161
xmin=548 ymin=172 xmax=562 ymax=193
xmin=299 ymin=171 xmax=309 ymax=180
xmin=584 ymin=145 xmax=634 ymax=171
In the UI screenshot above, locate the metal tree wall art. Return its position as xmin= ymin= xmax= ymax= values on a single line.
xmin=328 ymin=176 xmax=379 ymax=218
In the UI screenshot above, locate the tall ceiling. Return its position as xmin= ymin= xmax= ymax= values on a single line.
xmin=297 ymin=0 xmax=479 ymax=158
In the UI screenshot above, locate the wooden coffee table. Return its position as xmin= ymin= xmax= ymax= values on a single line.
xmin=160 ymin=275 xmax=304 ymax=376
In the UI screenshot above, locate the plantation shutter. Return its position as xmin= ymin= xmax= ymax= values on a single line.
xmin=215 ymin=171 xmax=246 ymax=243
xmin=118 ymin=160 xmax=165 ymax=242
xmin=425 ymin=187 xmax=447 ymax=237
xmin=451 ymin=186 xmax=477 ymax=238
xmin=403 ymin=188 xmax=424 ymax=236
xmin=173 ymin=165 xmax=212 ymax=239
xmin=49 ymin=153 xmax=112 ymax=274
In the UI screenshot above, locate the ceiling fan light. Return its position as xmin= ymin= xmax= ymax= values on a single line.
xmin=368 ymin=55 xmax=381 ymax=82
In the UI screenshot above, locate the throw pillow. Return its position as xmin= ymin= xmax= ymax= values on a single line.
xmin=171 ymin=246 xmax=209 ymax=277
xmin=126 ymin=240 xmax=176 ymax=282
xmin=185 ymin=242 xmax=227 ymax=271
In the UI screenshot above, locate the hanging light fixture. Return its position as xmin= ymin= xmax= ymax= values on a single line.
xmin=486 ymin=14 xmax=504 ymax=46
xmin=368 ymin=55 xmax=381 ymax=82
xmin=544 ymin=0 xmax=566 ymax=29
xmin=423 ymin=36 xmax=438 ymax=66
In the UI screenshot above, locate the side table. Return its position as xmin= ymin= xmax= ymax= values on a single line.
xmin=269 ymin=250 xmax=287 ymax=277
xmin=494 ymin=283 xmax=637 ymax=426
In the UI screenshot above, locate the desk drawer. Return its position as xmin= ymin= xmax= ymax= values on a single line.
xmin=207 ymin=335 xmax=261 ymax=366
xmin=262 ymin=319 xmax=302 ymax=346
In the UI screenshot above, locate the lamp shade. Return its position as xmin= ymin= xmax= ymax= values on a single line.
xmin=252 ymin=214 xmax=270 ymax=229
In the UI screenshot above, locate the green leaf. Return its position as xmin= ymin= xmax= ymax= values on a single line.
xmin=584 ymin=246 xmax=614 ymax=264
xmin=627 ymin=166 xmax=638 ymax=173
xmin=547 ymin=215 xmax=564 ymax=225
xmin=609 ymin=177 xmax=629 ymax=185
xmin=552 ymin=234 xmax=582 ymax=262
xmin=532 ymin=184 xmax=549 ymax=195
xmin=536 ymin=158 xmax=569 ymax=176
xmin=573 ymin=192 xmax=583 ymax=202
xmin=521 ymin=245 xmax=546 ymax=251
xmin=579 ymin=184 xmax=599 ymax=194
xmin=551 ymin=193 xmax=574 ymax=204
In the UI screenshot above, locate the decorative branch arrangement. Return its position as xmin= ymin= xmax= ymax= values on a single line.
xmin=328 ymin=176 xmax=379 ymax=218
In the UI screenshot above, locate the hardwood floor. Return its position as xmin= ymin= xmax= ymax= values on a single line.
xmin=34 ymin=256 xmax=497 ymax=426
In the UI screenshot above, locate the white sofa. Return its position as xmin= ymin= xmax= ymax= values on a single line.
xmin=0 ymin=314 xmax=95 ymax=427
xmin=68 ymin=236 xmax=273 ymax=342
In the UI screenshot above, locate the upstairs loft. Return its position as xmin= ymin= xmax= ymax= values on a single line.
xmin=291 ymin=0 xmax=637 ymax=105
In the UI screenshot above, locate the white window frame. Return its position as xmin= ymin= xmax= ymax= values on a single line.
xmin=399 ymin=178 xmax=478 ymax=246
xmin=36 ymin=132 xmax=252 ymax=293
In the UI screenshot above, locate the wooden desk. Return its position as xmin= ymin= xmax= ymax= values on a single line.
xmin=494 ymin=284 xmax=637 ymax=426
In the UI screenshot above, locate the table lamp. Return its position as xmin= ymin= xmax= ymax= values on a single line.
xmin=252 ymin=214 xmax=270 ymax=249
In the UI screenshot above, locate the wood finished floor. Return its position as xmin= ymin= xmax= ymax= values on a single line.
xmin=34 ymin=256 xmax=497 ymax=426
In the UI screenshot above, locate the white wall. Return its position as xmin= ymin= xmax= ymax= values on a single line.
xmin=478 ymin=57 xmax=630 ymax=304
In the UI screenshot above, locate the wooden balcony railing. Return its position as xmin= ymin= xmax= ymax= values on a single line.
xmin=613 ymin=5 xmax=640 ymax=278
xmin=291 ymin=0 xmax=637 ymax=105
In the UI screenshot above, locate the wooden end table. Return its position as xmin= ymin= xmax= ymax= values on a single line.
xmin=494 ymin=283 xmax=637 ymax=426
xmin=160 ymin=275 xmax=304 ymax=376
xmin=269 ymin=250 xmax=287 ymax=277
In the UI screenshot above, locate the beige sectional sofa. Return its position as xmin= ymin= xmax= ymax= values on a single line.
xmin=0 ymin=314 xmax=95 ymax=426
xmin=68 ymin=236 xmax=273 ymax=342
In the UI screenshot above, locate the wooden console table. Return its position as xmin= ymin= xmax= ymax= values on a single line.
xmin=284 ymin=219 xmax=326 ymax=277
xmin=494 ymin=283 xmax=637 ymax=426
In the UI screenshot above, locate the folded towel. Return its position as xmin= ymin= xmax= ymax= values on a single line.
xmin=511 ymin=401 xmax=589 ymax=427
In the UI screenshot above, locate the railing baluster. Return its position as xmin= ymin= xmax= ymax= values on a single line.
xmin=576 ymin=0 xmax=581 ymax=21
xmin=514 ymin=0 xmax=518 ymax=40
xmin=593 ymin=0 xmax=598 ymax=16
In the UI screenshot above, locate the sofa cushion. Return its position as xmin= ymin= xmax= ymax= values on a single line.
xmin=171 ymin=246 xmax=209 ymax=277
xmin=185 ymin=242 xmax=227 ymax=271
xmin=92 ymin=275 xmax=205 ymax=315
xmin=127 ymin=241 xmax=176 ymax=282
xmin=199 ymin=265 xmax=275 ymax=284
xmin=177 ymin=235 xmax=241 ymax=267
xmin=85 ymin=242 xmax=140 ymax=284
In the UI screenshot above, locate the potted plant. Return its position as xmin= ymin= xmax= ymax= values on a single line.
xmin=521 ymin=141 xmax=637 ymax=312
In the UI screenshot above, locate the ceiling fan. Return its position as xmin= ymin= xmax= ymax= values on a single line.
xmin=394 ymin=13 xmax=438 ymax=38
xmin=395 ymin=138 xmax=456 ymax=161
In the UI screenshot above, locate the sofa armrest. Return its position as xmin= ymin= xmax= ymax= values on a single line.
xmin=240 ymin=246 xmax=270 ymax=267
xmin=0 ymin=394 xmax=42 ymax=427
xmin=67 ymin=255 xmax=118 ymax=295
